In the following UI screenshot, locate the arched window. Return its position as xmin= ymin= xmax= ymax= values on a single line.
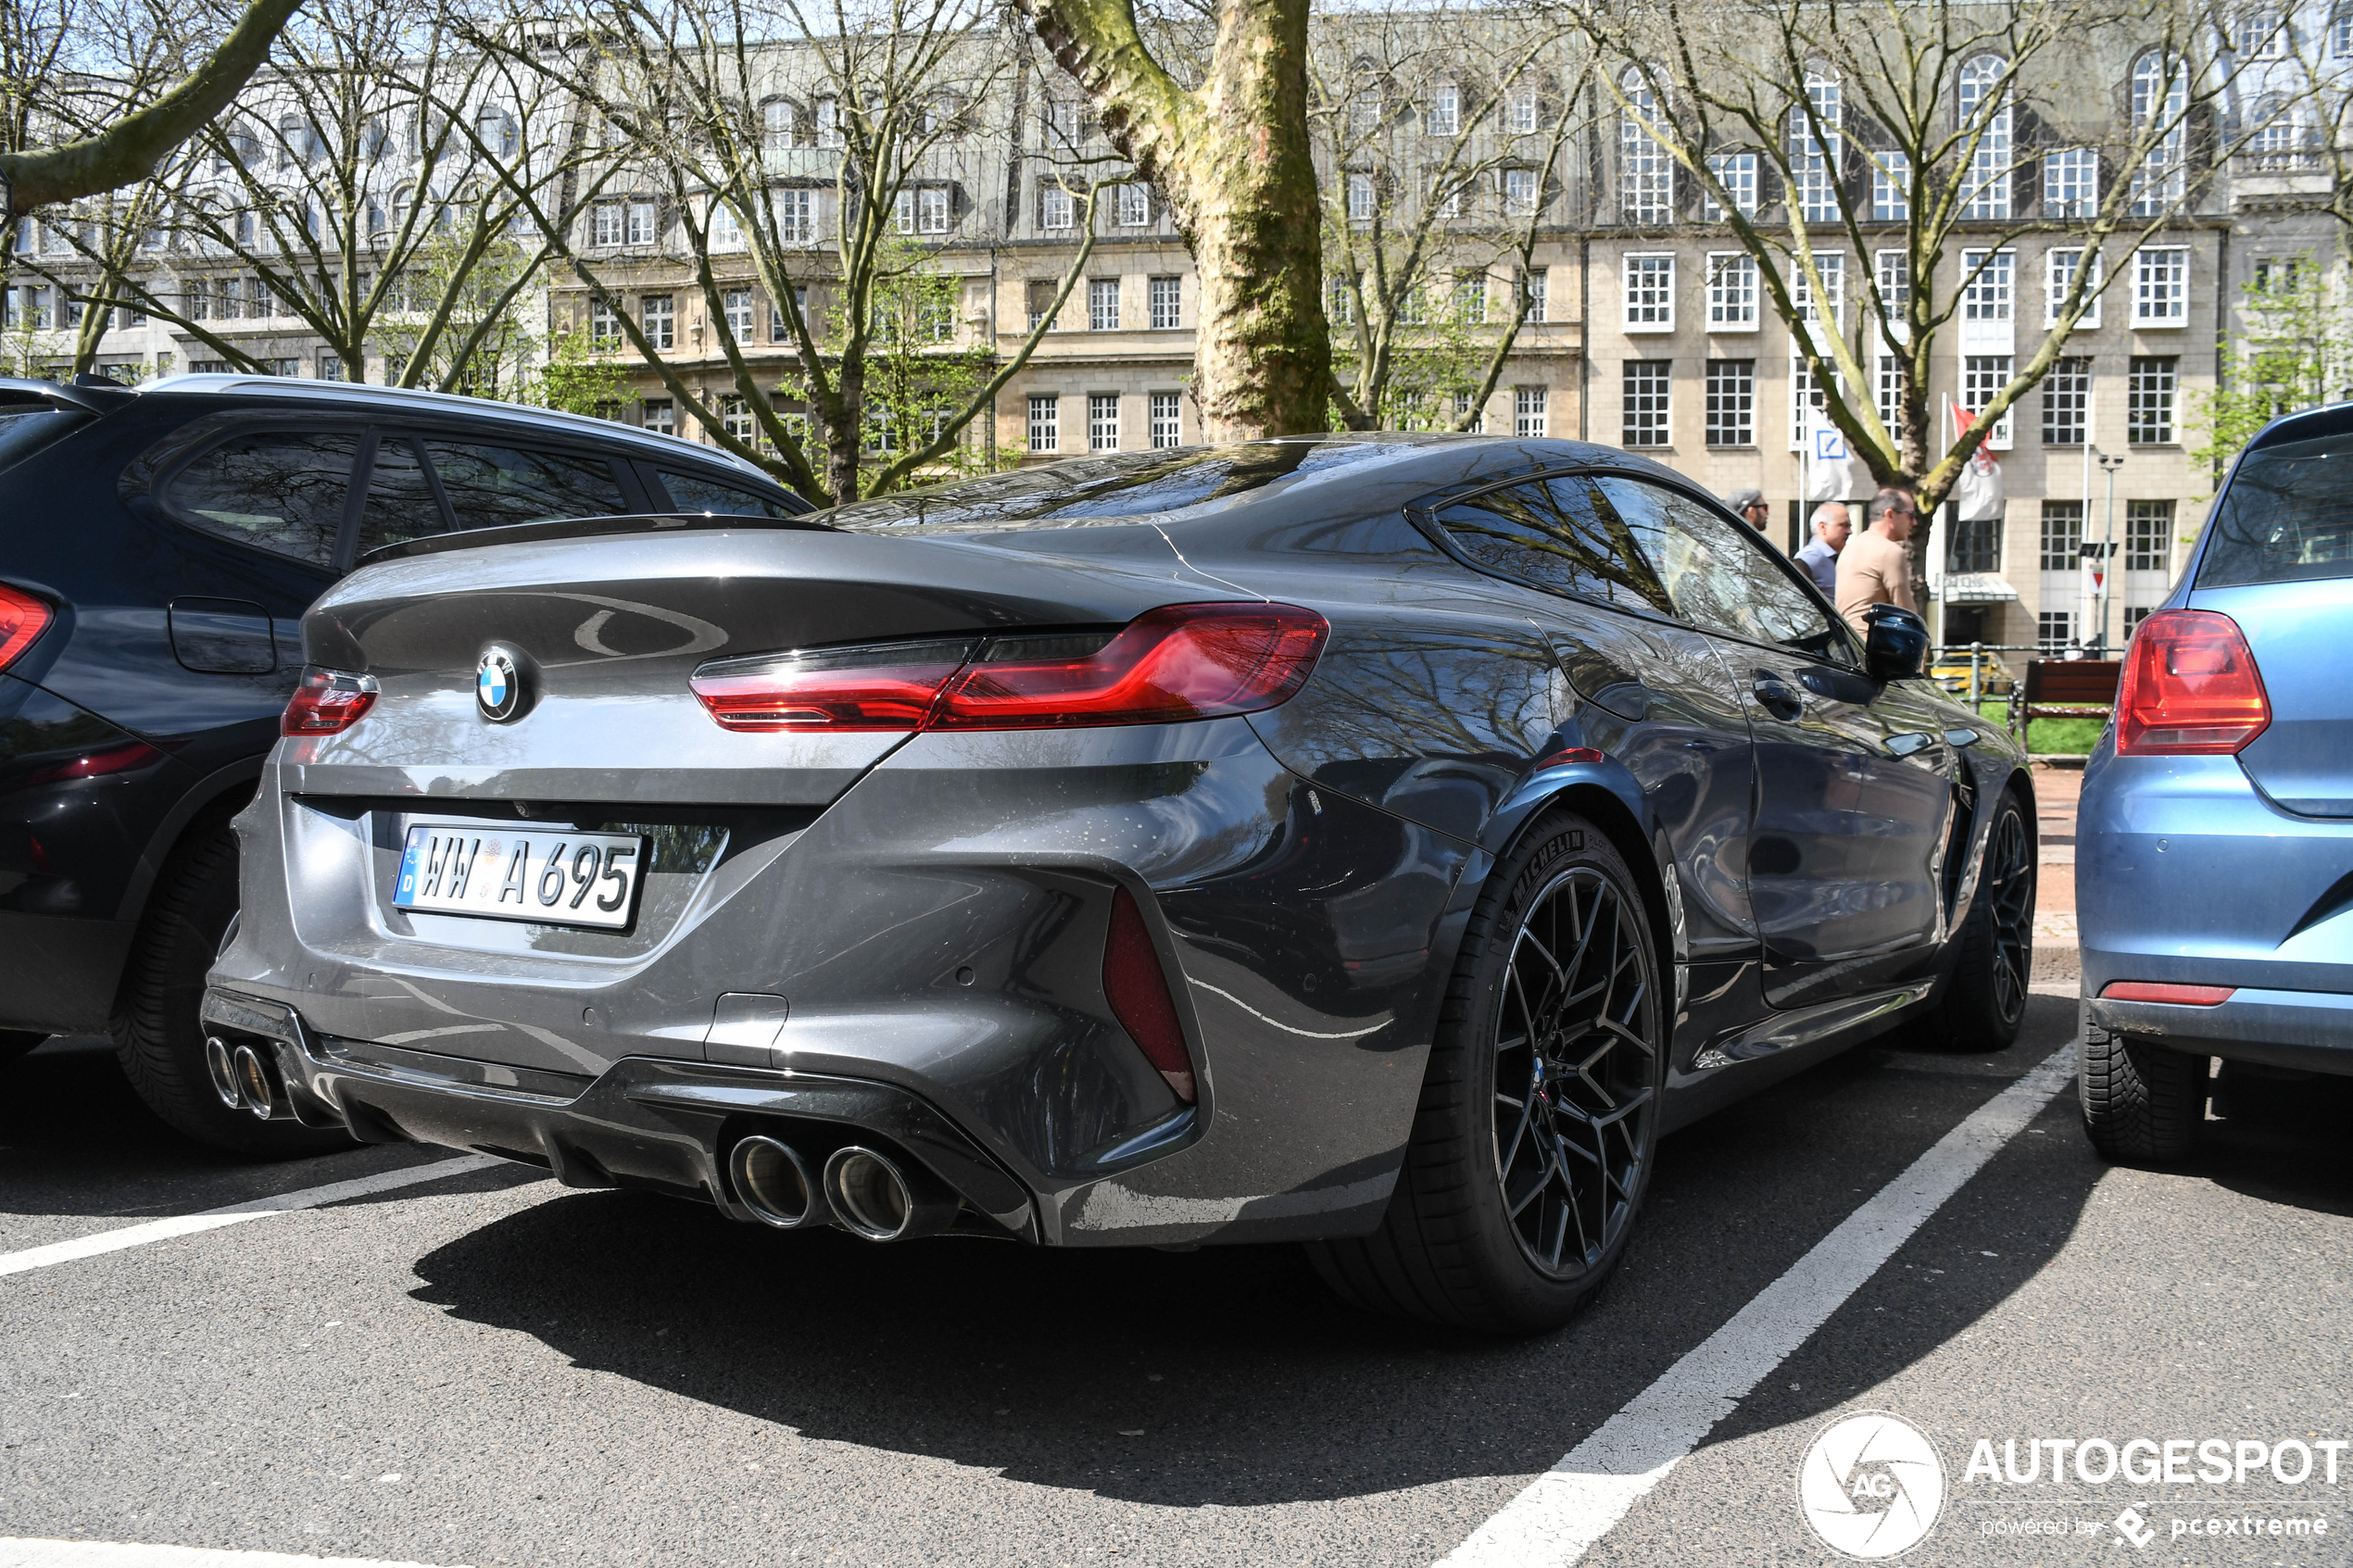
xmin=476 ymin=106 xmax=518 ymax=160
xmin=1788 ymin=68 xmax=1842 ymax=223
xmin=2129 ymin=51 xmax=2187 ymax=214
xmin=278 ymin=113 xmax=318 ymax=169
xmin=761 ymin=97 xmax=799 ymax=157
xmin=1618 ymin=68 xmax=1671 ymax=224
xmin=218 ymin=120 xmax=260 ymax=177
xmin=1957 ymin=54 xmax=2010 ymax=219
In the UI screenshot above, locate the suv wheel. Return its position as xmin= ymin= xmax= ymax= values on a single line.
xmin=114 ymin=818 xmax=350 ymax=1158
xmin=2078 ymin=1003 xmax=2206 ymax=1162
xmin=1309 ymin=812 xmax=1664 ymax=1334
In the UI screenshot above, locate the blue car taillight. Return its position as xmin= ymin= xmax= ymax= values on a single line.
xmin=2116 ymin=610 xmax=2271 ymax=756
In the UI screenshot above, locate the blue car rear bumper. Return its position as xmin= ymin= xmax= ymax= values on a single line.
xmin=2079 ymin=746 xmax=2353 ymax=1073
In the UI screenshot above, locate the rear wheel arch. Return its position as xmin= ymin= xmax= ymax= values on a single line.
xmin=112 ymin=760 xmax=261 ymax=933
xmin=1504 ymin=780 xmax=1681 ymax=984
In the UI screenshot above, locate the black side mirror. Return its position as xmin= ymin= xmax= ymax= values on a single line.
xmin=1864 ymin=604 xmax=1930 ymax=682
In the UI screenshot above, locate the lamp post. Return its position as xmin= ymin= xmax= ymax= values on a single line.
xmin=2095 ymin=452 xmax=2127 ymax=656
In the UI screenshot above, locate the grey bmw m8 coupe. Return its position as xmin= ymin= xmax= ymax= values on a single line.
xmin=203 ymin=434 xmax=2033 ymax=1331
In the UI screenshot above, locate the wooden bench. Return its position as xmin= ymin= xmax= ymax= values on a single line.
xmin=2007 ymin=658 xmax=2120 ymax=738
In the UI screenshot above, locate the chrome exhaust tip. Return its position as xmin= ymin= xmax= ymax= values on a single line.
xmin=822 ymin=1145 xmax=959 ymax=1243
xmin=727 ymin=1135 xmax=823 ymax=1229
xmin=230 ymin=1041 xmax=290 ymax=1122
xmin=205 ymin=1035 xmax=243 ymax=1110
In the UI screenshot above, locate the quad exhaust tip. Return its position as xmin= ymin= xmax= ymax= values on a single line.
xmin=822 ymin=1145 xmax=961 ymax=1243
xmin=727 ymin=1135 xmax=823 ymax=1229
xmin=205 ymin=1035 xmax=242 ymax=1110
xmin=228 ymin=1040 xmax=296 ymax=1122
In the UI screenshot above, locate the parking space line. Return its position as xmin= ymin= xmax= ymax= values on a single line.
xmin=0 ymin=1156 xmax=507 ymax=1279
xmin=0 ymin=1541 xmax=464 ymax=1567
xmin=1437 ymin=1044 xmax=2077 ymax=1568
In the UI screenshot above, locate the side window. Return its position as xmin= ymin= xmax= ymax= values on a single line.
xmin=1588 ymin=476 xmax=1855 ymax=664
xmin=1428 ymin=479 xmax=1674 ymax=615
xmin=352 ymin=436 xmax=447 ymax=558
xmin=164 ymin=432 xmax=357 ymax=568
xmin=659 ymin=467 xmax=789 ymax=518
xmin=425 ymin=442 xmax=629 ymax=532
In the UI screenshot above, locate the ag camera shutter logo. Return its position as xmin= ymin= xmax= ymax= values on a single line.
xmin=1797 ymin=1411 xmax=1946 ymax=1559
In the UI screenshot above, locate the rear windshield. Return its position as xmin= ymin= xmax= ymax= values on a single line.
xmin=824 ymin=441 xmax=1406 ymax=533
xmin=2199 ymin=431 xmax=2353 ymax=588
xmin=0 ymin=408 xmax=86 ymax=476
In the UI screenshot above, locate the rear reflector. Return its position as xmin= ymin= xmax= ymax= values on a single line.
xmin=0 ymin=583 xmax=53 ymax=671
xmin=2101 ymin=981 xmax=2236 ymax=1006
xmin=1102 ymin=885 xmax=1196 ymax=1103
xmin=282 ymin=668 xmax=379 ymax=735
xmin=23 ymin=739 xmax=168 ymax=785
xmin=2116 ymin=609 xmax=2271 ymax=756
xmin=690 ymin=603 xmax=1327 ymax=734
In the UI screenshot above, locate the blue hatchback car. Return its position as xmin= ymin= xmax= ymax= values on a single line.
xmin=2079 ymin=401 xmax=2353 ymax=1159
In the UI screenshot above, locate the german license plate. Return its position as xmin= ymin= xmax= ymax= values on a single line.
xmin=395 ymin=825 xmax=646 ymax=930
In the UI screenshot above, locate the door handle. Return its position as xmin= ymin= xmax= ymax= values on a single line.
xmin=1751 ymin=675 xmax=1805 ymax=720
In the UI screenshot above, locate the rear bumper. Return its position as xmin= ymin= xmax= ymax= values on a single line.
xmin=201 ymin=987 xmax=1043 ymax=1236
xmin=0 ymin=910 xmax=135 ymax=1034
xmin=2086 ymin=987 xmax=2353 ymax=1074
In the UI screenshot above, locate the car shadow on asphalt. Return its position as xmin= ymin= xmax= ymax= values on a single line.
xmin=397 ymin=996 xmax=2130 ymax=1508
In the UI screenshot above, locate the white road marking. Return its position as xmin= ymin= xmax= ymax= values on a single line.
xmin=0 ymin=1156 xmax=506 ymax=1279
xmin=1438 ymin=1044 xmax=2076 ymax=1568
xmin=0 ymin=1542 xmax=464 ymax=1567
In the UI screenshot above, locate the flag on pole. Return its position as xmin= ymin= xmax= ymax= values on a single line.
xmin=1806 ymin=408 xmax=1860 ymax=502
xmin=1951 ymin=401 xmax=2003 ymax=522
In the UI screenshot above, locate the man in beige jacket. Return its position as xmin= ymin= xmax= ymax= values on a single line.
xmin=1835 ymin=487 xmax=1921 ymax=633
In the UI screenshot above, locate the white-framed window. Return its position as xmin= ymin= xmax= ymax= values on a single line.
xmin=2042 ymin=357 xmax=2090 ymax=445
xmin=1039 ymin=182 xmax=1075 ymax=231
xmin=1026 ymin=279 xmax=1060 ymax=332
xmin=1962 ymin=355 xmax=2015 ymax=448
xmin=1961 ymin=248 xmax=2014 ymax=322
xmin=1149 ymin=275 xmax=1180 ymax=330
xmin=2335 ymin=6 xmax=2352 ymax=56
xmin=1026 ymin=394 xmax=1059 ymax=453
xmin=1705 ymin=252 xmax=1758 ymax=331
xmin=1792 ymin=251 xmax=1844 ymax=330
xmin=642 ymin=398 xmax=674 ymax=438
xmin=1504 ymin=168 xmax=1540 ymax=218
xmin=642 ymin=293 xmax=673 ymax=350
xmin=1521 ymin=267 xmax=1547 ymax=323
xmin=591 ymin=202 xmax=623 ymax=247
xmin=1790 ymin=356 xmax=1843 ymax=448
xmin=2128 ymin=355 xmax=2177 ymax=443
xmin=1703 ymin=153 xmax=1757 ymax=220
xmin=1870 ymin=151 xmax=1910 ymax=221
xmin=1957 ymin=54 xmax=2012 ymax=220
xmin=1621 ymin=362 xmax=1671 ymax=447
xmin=2126 ymin=498 xmax=2174 ymax=571
xmin=1428 ymin=170 xmax=1464 ymax=220
xmin=625 ymin=199 xmax=658 ymax=246
xmin=813 ymin=95 xmax=842 ymax=148
xmin=2234 ymin=9 xmax=2285 ymax=56
xmin=2043 ymin=147 xmax=2097 ymax=217
xmin=2129 ymin=53 xmax=2187 ymax=215
xmin=1623 ymin=253 xmax=1675 ymax=331
xmin=1876 ymin=248 xmax=1911 ymax=318
xmin=1453 ymin=389 xmax=1486 ymax=433
xmin=1876 ymin=353 xmax=1907 ymax=438
xmin=1453 ymin=270 xmax=1488 ymax=325
xmin=709 ymin=202 xmax=743 ymax=250
xmin=1114 ymin=183 xmax=1151 ymax=227
xmin=1149 ymin=391 xmax=1182 ymax=448
xmin=1426 ymin=82 xmax=1460 ymax=136
xmin=775 ymin=189 xmax=814 ymax=245
xmin=1088 ymin=392 xmax=1120 ymax=451
xmin=1350 ymin=86 xmax=1382 ymax=135
xmin=1619 ymin=70 xmax=1672 ymax=225
xmin=761 ymin=97 xmax=798 ymax=156
xmin=1507 ymin=88 xmax=1540 ymax=134
xmin=1515 ymin=385 xmax=1548 ymax=439
xmin=589 ymin=298 xmax=620 ymax=348
xmin=1789 ymin=69 xmax=1843 ymax=224
xmin=722 ymin=395 xmax=754 ymax=445
xmin=920 ymin=186 xmax=951 ymax=234
xmin=1347 ymin=172 xmax=1377 ymax=226
xmin=1705 ymin=358 xmax=1755 ymax=446
xmin=2045 ymin=247 xmax=2103 ymax=326
xmin=1088 ymin=277 xmax=1120 ymax=331
xmin=2132 ymin=246 xmax=2187 ymax=325
xmin=723 ymin=288 xmax=753 ymax=343
xmin=2038 ymin=610 xmax=2075 ymax=653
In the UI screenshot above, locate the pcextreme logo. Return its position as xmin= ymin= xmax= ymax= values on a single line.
xmin=1797 ymin=1411 xmax=1948 ymax=1560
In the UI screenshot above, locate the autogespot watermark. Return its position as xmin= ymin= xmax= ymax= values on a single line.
xmin=1795 ymin=1414 xmax=2342 ymax=1556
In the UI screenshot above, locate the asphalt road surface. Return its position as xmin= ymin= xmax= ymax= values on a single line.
xmin=4 ymin=977 xmax=2347 ymax=1568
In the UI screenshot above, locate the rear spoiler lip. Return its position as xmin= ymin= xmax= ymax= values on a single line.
xmin=357 ymin=510 xmax=840 ymax=568
xmin=0 ymin=374 xmax=137 ymax=415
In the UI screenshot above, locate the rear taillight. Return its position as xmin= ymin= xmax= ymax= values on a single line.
xmin=690 ymin=604 xmax=1327 ymax=734
xmin=282 ymin=668 xmax=378 ymax=735
xmin=1102 ymin=884 xmax=1195 ymax=1102
xmin=2116 ymin=609 xmax=2271 ymax=756
xmin=0 ymin=583 xmax=54 ymax=671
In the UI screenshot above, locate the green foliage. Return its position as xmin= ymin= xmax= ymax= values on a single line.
xmin=1327 ymin=271 xmax=1496 ymax=431
xmin=373 ymin=229 xmax=541 ymax=398
xmin=2189 ymin=256 xmax=2353 ymax=482
xmin=534 ymin=328 xmax=635 ymax=419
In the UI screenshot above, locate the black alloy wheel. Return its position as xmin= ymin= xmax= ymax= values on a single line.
xmin=1927 ymin=788 xmax=2036 ymax=1050
xmin=1491 ymin=864 xmax=1657 ymax=1281
xmin=1308 ymin=812 xmax=1666 ymax=1333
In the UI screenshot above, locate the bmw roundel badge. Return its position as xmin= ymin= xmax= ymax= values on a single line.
xmin=476 ymin=647 xmax=524 ymax=722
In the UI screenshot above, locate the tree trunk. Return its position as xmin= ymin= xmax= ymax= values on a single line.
xmin=1015 ymin=0 xmax=1329 ymax=440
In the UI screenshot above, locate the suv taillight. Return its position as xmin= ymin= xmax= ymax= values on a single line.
xmin=282 ymin=668 xmax=379 ymax=735
xmin=2116 ymin=609 xmax=2271 ymax=756
xmin=0 ymin=583 xmax=53 ymax=671
xmin=690 ymin=603 xmax=1327 ymax=734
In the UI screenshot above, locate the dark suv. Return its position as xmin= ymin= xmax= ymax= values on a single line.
xmin=0 ymin=372 xmax=805 ymax=1153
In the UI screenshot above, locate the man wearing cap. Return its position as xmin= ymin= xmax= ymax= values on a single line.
xmin=1724 ymin=487 xmax=1770 ymax=533
xmin=1793 ymin=502 xmax=1851 ymax=597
